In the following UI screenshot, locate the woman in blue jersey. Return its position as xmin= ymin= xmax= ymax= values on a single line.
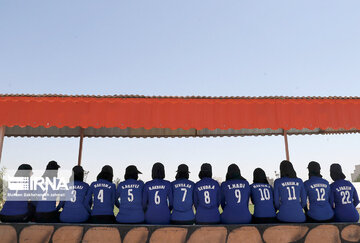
xmin=171 ymin=164 xmax=195 ymax=225
xmin=0 ymin=164 xmax=35 ymax=222
xmin=143 ymin=162 xmax=173 ymax=224
xmin=35 ymin=161 xmax=63 ymax=223
xmin=116 ymin=165 xmax=144 ymax=223
xmin=60 ymin=166 xmax=90 ymax=223
xmin=329 ymin=163 xmax=359 ymax=222
xmin=250 ymin=168 xmax=276 ymax=223
xmin=221 ymin=164 xmax=252 ymax=224
xmin=194 ymin=163 xmax=221 ymax=224
xmin=86 ymin=165 xmax=117 ymax=224
xmin=274 ymin=160 xmax=306 ymax=223
xmin=304 ymin=161 xmax=334 ymax=222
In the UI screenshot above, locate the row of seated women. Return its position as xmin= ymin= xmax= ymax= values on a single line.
xmin=0 ymin=160 xmax=359 ymax=224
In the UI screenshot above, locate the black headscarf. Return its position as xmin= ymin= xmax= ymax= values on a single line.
xmin=226 ymin=164 xmax=246 ymax=181
xmin=199 ymin=163 xmax=212 ymax=179
xmin=175 ymin=164 xmax=190 ymax=180
xmin=125 ymin=165 xmax=142 ymax=180
xmin=330 ymin=163 xmax=346 ymax=181
xmin=42 ymin=160 xmax=60 ymax=178
xmin=14 ymin=164 xmax=32 ymax=177
xmin=280 ymin=160 xmax=297 ymax=178
xmin=253 ymin=168 xmax=269 ymax=184
xmin=71 ymin=165 xmax=84 ymax=182
xmin=152 ymin=162 xmax=165 ymax=179
xmin=308 ymin=161 xmax=322 ymax=179
xmin=97 ymin=165 xmax=113 ymax=182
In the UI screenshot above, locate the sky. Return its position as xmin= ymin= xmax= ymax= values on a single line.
xmin=0 ymin=0 xmax=360 ymax=183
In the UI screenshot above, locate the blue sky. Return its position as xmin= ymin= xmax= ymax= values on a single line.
xmin=1 ymin=0 xmax=360 ymax=183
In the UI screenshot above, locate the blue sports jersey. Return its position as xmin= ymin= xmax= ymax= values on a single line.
xmin=0 ymin=189 xmax=33 ymax=216
xmin=116 ymin=179 xmax=145 ymax=223
xmin=221 ymin=179 xmax=252 ymax=224
xmin=274 ymin=177 xmax=306 ymax=223
xmin=142 ymin=179 xmax=173 ymax=224
xmin=35 ymin=182 xmax=63 ymax=213
xmin=304 ymin=176 xmax=334 ymax=221
xmin=194 ymin=178 xmax=221 ymax=223
xmin=86 ymin=179 xmax=117 ymax=216
xmin=60 ymin=181 xmax=90 ymax=223
xmin=250 ymin=183 xmax=276 ymax=218
xmin=330 ymin=179 xmax=359 ymax=222
xmin=171 ymin=179 xmax=195 ymax=222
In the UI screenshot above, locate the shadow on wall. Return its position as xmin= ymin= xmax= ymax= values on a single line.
xmin=0 ymin=223 xmax=360 ymax=243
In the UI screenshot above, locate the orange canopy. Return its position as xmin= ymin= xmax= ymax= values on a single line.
xmin=1 ymin=95 xmax=360 ymax=137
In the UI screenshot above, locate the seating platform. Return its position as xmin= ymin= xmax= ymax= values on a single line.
xmin=0 ymin=222 xmax=359 ymax=243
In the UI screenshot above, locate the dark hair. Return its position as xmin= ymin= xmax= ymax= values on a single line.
xmin=175 ymin=164 xmax=190 ymax=180
xmin=125 ymin=165 xmax=142 ymax=180
xmin=280 ymin=160 xmax=297 ymax=178
xmin=71 ymin=166 xmax=84 ymax=182
xmin=199 ymin=163 xmax=212 ymax=179
xmin=308 ymin=161 xmax=322 ymax=179
xmin=226 ymin=164 xmax=246 ymax=181
xmin=330 ymin=163 xmax=346 ymax=181
xmin=42 ymin=160 xmax=60 ymax=178
xmin=97 ymin=165 xmax=114 ymax=183
xmin=152 ymin=162 xmax=165 ymax=179
xmin=14 ymin=164 xmax=32 ymax=177
xmin=253 ymin=168 xmax=269 ymax=184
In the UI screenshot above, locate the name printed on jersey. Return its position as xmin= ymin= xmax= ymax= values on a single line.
xmin=69 ymin=185 xmax=84 ymax=190
xmin=281 ymin=182 xmax=299 ymax=187
xmin=227 ymin=183 xmax=246 ymax=190
xmin=252 ymin=184 xmax=271 ymax=189
xmin=197 ymin=185 xmax=215 ymax=191
xmin=94 ymin=183 xmax=112 ymax=189
xmin=310 ymin=183 xmax=327 ymax=189
xmin=121 ymin=184 xmax=140 ymax=189
xmin=174 ymin=183 xmax=192 ymax=189
xmin=336 ymin=186 xmax=352 ymax=192
xmin=148 ymin=185 xmax=165 ymax=190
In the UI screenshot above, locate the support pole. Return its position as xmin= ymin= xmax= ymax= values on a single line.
xmin=283 ymin=129 xmax=290 ymax=161
xmin=77 ymin=128 xmax=84 ymax=166
xmin=0 ymin=126 xmax=4 ymax=164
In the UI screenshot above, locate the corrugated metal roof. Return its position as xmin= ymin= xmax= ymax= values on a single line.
xmin=4 ymin=126 xmax=360 ymax=138
xmin=1 ymin=94 xmax=360 ymax=99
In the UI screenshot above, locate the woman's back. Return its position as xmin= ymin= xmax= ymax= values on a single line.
xmin=194 ymin=177 xmax=220 ymax=223
xmin=171 ymin=178 xmax=195 ymax=221
xmin=221 ymin=179 xmax=251 ymax=224
xmin=330 ymin=179 xmax=359 ymax=222
xmin=143 ymin=179 xmax=172 ymax=224
xmin=251 ymin=183 xmax=276 ymax=218
xmin=116 ymin=179 xmax=144 ymax=223
xmin=304 ymin=176 xmax=333 ymax=221
xmin=60 ymin=181 xmax=90 ymax=222
xmin=274 ymin=177 xmax=306 ymax=222
xmin=87 ymin=179 xmax=116 ymax=216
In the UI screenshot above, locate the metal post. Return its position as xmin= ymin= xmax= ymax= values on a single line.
xmin=77 ymin=128 xmax=84 ymax=166
xmin=283 ymin=129 xmax=290 ymax=161
xmin=0 ymin=126 xmax=4 ymax=164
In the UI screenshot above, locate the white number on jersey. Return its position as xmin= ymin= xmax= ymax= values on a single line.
xmin=154 ymin=190 xmax=161 ymax=205
xmin=128 ymin=189 xmax=134 ymax=202
xmin=97 ymin=189 xmax=104 ymax=203
xmin=204 ymin=191 xmax=211 ymax=204
xmin=259 ymin=188 xmax=271 ymax=201
xmin=70 ymin=190 xmax=76 ymax=203
xmin=235 ymin=189 xmax=241 ymax=203
xmin=315 ymin=188 xmax=326 ymax=201
xmin=181 ymin=188 xmax=187 ymax=202
xmin=286 ymin=186 xmax=297 ymax=200
xmin=341 ymin=191 xmax=352 ymax=204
